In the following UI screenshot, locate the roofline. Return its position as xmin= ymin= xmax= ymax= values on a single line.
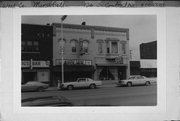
xmin=22 ymin=23 xmax=52 ymax=27
xmin=52 ymin=23 xmax=129 ymax=33
xmin=140 ymin=41 xmax=157 ymax=45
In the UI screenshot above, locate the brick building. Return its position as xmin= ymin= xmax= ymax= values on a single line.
xmin=52 ymin=23 xmax=130 ymax=86
xmin=21 ymin=24 xmax=53 ymax=84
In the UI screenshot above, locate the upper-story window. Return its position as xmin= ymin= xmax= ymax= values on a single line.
xmin=97 ymin=39 xmax=103 ymax=54
xmin=21 ymin=41 xmax=25 ymax=51
xmin=106 ymin=39 xmax=119 ymax=54
xmin=22 ymin=32 xmax=41 ymax=52
xmin=22 ymin=39 xmax=40 ymax=52
xmin=70 ymin=39 xmax=77 ymax=53
xmin=111 ymin=41 xmax=118 ymax=53
xmin=121 ymin=41 xmax=126 ymax=54
xmin=58 ymin=38 xmax=66 ymax=53
xmin=106 ymin=42 xmax=110 ymax=54
xmin=79 ymin=40 xmax=89 ymax=55
xmin=83 ymin=40 xmax=88 ymax=53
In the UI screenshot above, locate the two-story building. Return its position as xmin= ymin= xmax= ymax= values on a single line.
xmin=52 ymin=23 xmax=130 ymax=85
xmin=21 ymin=24 xmax=53 ymax=84
xmin=140 ymin=41 xmax=157 ymax=77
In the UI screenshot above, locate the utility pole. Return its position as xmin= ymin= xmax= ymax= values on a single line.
xmin=60 ymin=15 xmax=67 ymax=83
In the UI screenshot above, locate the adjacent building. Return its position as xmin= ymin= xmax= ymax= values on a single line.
xmin=140 ymin=41 xmax=157 ymax=77
xmin=130 ymin=61 xmax=140 ymax=75
xmin=52 ymin=23 xmax=130 ymax=85
xmin=21 ymin=24 xmax=53 ymax=84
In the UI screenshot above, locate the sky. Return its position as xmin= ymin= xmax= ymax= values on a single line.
xmin=22 ymin=15 xmax=157 ymax=61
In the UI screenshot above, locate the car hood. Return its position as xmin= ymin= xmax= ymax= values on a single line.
xmin=22 ymin=96 xmax=73 ymax=106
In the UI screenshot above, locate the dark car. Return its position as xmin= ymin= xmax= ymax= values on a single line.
xmin=21 ymin=81 xmax=49 ymax=92
xmin=22 ymin=95 xmax=74 ymax=106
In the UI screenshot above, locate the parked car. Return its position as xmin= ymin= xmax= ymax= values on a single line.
xmin=60 ymin=78 xmax=102 ymax=90
xmin=22 ymin=95 xmax=73 ymax=106
xmin=21 ymin=81 xmax=49 ymax=92
xmin=116 ymin=75 xmax=152 ymax=87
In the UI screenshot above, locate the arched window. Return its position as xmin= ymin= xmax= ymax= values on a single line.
xmin=58 ymin=38 xmax=66 ymax=53
xmin=70 ymin=39 xmax=77 ymax=53
xmin=83 ymin=40 xmax=89 ymax=53
xmin=79 ymin=40 xmax=89 ymax=55
xmin=97 ymin=39 xmax=104 ymax=54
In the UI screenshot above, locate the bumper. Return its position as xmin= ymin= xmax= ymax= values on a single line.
xmin=116 ymin=82 xmax=126 ymax=86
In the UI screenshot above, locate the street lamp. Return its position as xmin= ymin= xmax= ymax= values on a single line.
xmin=61 ymin=15 xmax=67 ymax=84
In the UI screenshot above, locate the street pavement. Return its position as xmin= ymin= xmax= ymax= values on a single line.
xmin=22 ymin=83 xmax=157 ymax=106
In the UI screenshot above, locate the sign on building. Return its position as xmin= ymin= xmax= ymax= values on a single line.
xmin=22 ymin=60 xmax=50 ymax=68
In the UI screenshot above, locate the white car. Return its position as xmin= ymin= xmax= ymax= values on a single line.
xmin=116 ymin=75 xmax=153 ymax=87
xmin=60 ymin=78 xmax=102 ymax=90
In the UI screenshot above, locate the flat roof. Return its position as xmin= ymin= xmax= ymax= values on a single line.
xmin=52 ymin=23 xmax=129 ymax=33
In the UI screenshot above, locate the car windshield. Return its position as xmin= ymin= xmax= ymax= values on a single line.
xmin=129 ymin=77 xmax=135 ymax=79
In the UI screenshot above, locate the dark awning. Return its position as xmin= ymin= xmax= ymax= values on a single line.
xmin=53 ymin=65 xmax=95 ymax=72
xmin=130 ymin=61 xmax=140 ymax=68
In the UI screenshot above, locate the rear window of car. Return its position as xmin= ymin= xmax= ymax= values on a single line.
xmin=78 ymin=79 xmax=86 ymax=82
xmin=129 ymin=77 xmax=135 ymax=79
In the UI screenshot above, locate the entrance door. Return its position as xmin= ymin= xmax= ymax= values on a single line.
xmin=118 ymin=66 xmax=126 ymax=80
xmin=22 ymin=72 xmax=36 ymax=84
xmin=99 ymin=67 xmax=114 ymax=80
xmin=37 ymin=70 xmax=49 ymax=82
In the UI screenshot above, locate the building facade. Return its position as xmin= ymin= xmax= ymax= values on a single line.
xmin=130 ymin=61 xmax=140 ymax=75
xmin=140 ymin=41 xmax=157 ymax=77
xmin=52 ymin=23 xmax=130 ymax=85
xmin=21 ymin=24 xmax=53 ymax=84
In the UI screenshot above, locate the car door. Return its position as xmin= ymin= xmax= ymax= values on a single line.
xmin=22 ymin=82 xmax=34 ymax=91
xmin=133 ymin=76 xmax=140 ymax=85
xmin=136 ymin=76 xmax=145 ymax=85
xmin=77 ymin=78 xmax=87 ymax=88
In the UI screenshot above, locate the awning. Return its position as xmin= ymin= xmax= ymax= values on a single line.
xmin=53 ymin=65 xmax=95 ymax=72
xmin=96 ymin=64 xmax=127 ymax=67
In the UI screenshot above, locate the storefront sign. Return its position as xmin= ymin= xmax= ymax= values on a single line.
xmin=55 ymin=59 xmax=92 ymax=66
xmin=22 ymin=60 xmax=50 ymax=68
xmin=115 ymin=56 xmax=123 ymax=64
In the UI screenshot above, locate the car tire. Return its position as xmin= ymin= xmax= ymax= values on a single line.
xmin=37 ymin=87 xmax=44 ymax=92
xmin=127 ymin=82 xmax=132 ymax=87
xmin=67 ymin=85 xmax=73 ymax=90
xmin=145 ymin=81 xmax=151 ymax=86
xmin=89 ymin=84 xmax=96 ymax=89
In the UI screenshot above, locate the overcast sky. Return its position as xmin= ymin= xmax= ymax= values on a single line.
xmin=22 ymin=15 xmax=157 ymax=60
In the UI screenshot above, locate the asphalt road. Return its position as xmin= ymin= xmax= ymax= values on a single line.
xmin=22 ymin=84 xmax=157 ymax=106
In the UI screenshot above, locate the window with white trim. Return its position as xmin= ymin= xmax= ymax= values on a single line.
xmin=111 ymin=41 xmax=118 ymax=54
xmin=122 ymin=43 xmax=126 ymax=54
xmin=83 ymin=40 xmax=88 ymax=53
xmin=97 ymin=39 xmax=103 ymax=54
xmin=70 ymin=39 xmax=77 ymax=53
